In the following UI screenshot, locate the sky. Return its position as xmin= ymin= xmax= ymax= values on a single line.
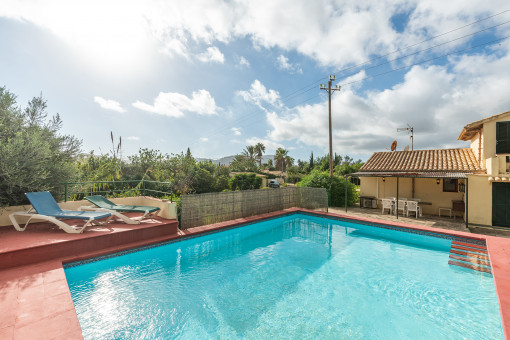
xmin=1 ymin=0 xmax=510 ymax=162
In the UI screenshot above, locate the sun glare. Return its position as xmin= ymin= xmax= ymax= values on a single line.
xmin=20 ymin=1 xmax=153 ymax=75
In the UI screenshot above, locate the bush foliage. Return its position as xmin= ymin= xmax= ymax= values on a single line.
xmin=0 ymin=87 xmax=364 ymax=207
xmin=229 ymin=173 xmax=262 ymax=191
xmin=297 ymin=170 xmax=358 ymax=207
xmin=0 ymin=87 xmax=81 ymax=207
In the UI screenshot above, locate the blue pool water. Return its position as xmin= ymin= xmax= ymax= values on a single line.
xmin=65 ymin=214 xmax=503 ymax=339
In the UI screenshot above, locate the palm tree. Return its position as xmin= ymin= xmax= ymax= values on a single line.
xmin=274 ymin=147 xmax=289 ymax=176
xmin=242 ymin=145 xmax=256 ymax=162
xmin=284 ymin=155 xmax=294 ymax=172
xmin=254 ymin=142 xmax=266 ymax=168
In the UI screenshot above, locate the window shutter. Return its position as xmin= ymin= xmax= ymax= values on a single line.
xmin=496 ymin=122 xmax=510 ymax=154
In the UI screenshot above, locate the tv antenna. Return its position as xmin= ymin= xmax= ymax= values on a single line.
xmin=397 ymin=124 xmax=414 ymax=150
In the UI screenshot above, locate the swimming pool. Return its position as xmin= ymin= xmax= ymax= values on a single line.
xmin=64 ymin=213 xmax=503 ymax=339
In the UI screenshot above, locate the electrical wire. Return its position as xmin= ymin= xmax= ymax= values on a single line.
xmin=331 ymin=9 xmax=510 ymax=76
xmin=281 ymin=9 xmax=510 ymax=102
xmin=341 ymin=35 xmax=510 ymax=87
xmin=189 ymin=10 xmax=510 ymax=150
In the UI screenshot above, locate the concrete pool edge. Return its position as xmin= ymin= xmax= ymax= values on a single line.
xmin=1 ymin=208 xmax=509 ymax=339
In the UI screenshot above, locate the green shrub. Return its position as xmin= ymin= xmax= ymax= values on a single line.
xmin=0 ymin=88 xmax=81 ymax=207
xmin=297 ymin=170 xmax=358 ymax=207
xmin=229 ymin=173 xmax=262 ymax=191
xmin=286 ymin=173 xmax=302 ymax=184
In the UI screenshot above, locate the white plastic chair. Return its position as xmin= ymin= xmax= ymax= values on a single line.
xmin=381 ymin=199 xmax=393 ymax=215
xmin=397 ymin=200 xmax=407 ymax=215
xmin=410 ymin=198 xmax=421 ymax=202
xmin=406 ymin=200 xmax=422 ymax=218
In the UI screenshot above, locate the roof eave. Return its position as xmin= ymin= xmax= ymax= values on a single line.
xmin=462 ymin=110 xmax=510 ymax=133
xmin=350 ymin=171 xmax=485 ymax=178
xmin=458 ymin=125 xmax=482 ymax=141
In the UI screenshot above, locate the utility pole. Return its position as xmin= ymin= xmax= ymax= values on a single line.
xmin=320 ymin=75 xmax=341 ymax=177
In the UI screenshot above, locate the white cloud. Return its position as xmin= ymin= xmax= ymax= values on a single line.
xmin=197 ymin=46 xmax=225 ymax=63
xmin=264 ymin=49 xmax=510 ymax=155
xmin=237 ymin=80 xmax=281 ymax=108
xmin=126 ymin=136 xmax=140 ymax=140
xmin=132 ymin=89 xmax=221 ymax=117
xmin=139 ymin=0 xmax=415 ymax=68
xmin=276 ymin=55 xmax=302 ymax=74
xmin=340 ymin=70 xmax=367 ymax=90
xmin=239 ymin=56 xmax=250 ymax=67
xmin=4 ymin=0 xmax=508 ymax=72
xmin=231 ymin=127 xmax=242 ymax=135
xmin=200 ymin=137 xmax=209 ymax=142
xmin=93 ymin=96 xmax=125 ymax=112
xmin=2 ymin=1 xmax=508 ymax=71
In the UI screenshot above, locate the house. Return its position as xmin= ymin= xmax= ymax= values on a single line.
xmin=353 ymin=110 xmax=510 ymax=228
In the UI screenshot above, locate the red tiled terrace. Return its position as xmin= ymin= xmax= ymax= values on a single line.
xmin=1 ymin=209 xmax=509 ymax=339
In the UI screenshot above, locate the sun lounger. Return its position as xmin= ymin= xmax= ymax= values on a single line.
xmin=9 ymin=191 xmax=112 ymax=234
xmin=79 ymin=195 xmax=160 ymax=224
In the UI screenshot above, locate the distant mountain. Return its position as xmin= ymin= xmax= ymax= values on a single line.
xmin=197 ymin=155 xmax=275 ymax=166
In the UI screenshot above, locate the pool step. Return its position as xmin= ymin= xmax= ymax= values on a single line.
xmin=448 ymin=241 xmax=491 ymax=274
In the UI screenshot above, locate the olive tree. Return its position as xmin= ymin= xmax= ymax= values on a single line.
xmin=0 ymin=87 xmax=81 ymax=207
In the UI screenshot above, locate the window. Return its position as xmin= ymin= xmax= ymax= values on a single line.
xmin=443 ymin=179 xmax=458 ymax=192
xmin=496 ymin=121 xmax=510 ymax=154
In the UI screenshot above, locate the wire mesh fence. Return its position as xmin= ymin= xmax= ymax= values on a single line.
xmin=180 ymin=187 xmax=328 ymax=229
xmin=59 ymin=180 xmax=173 ymax=202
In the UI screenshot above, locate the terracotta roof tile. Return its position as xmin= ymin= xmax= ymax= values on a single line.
xmin=359 ymin=148 xmax=484 ymax=173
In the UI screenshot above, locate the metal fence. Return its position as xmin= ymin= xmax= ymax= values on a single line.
xmin=59 ymin=180 xmax=173 ymax=202
xmin=180 ymin=187 xmax=328 ymax=229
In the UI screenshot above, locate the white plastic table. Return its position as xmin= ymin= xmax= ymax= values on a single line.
xmin=438 ymin=207 xmax=452 ymax=218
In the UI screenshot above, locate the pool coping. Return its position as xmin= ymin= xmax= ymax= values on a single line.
xmin=1 ymin=207 xmax=509 ymax=339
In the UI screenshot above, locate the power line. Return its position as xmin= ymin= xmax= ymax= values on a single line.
xmin=341 ymin=34 xmax=510 ymax=87
xmin=278 ymin=16 xmax=510 ymax=106
xmin=192 ymin=33 xmax=508 ymax=150
xmin=331 ymin=9 xmax=510 ymax=76
xmin=339 ymin=19 xmax=510 ymax=81
xmin=280 ymin=9 xmax=510 ymax=102
xmin=189 ymin=34 xmax=509 ymax=150
xmin=188 ymin=11 xmax=510 ymax=150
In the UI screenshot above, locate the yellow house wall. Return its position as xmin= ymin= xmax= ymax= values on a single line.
xmin=480 ymin=117 xmax=510 ymax=175
xmin=360 ymin=177 xmax=465 ymax=216
xmin=484 ymin=119 xmax=498 ymax=159
xmin=360 ymin=177 xmax=414 ymax=200
xmin=470 ymin=132 xmax=483 ymax=166
xmin=359 ymin=177 xmax=379 ymax=198
xmin=0 ymin=196 xmax=178 ymax=228
xmin=466 ymin=174 xmax=492 ymax=225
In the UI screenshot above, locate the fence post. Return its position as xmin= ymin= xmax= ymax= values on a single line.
xmin=232 ymin=191 xmax=235 ymax=220
xmin=64 ymin=183 xmax=68 ymax=202
xmin=170 ymin=182 xmax=173 ymax=202
xmin=142 ymin=180 xmax=146 ymax=196
xmin=345 ymin=176 xmax=348 ymax=213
